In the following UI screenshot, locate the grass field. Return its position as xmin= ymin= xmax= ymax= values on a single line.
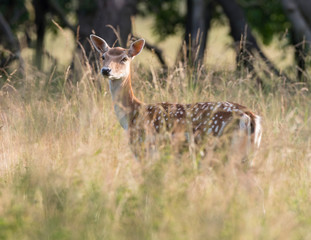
xmin=0 ymin=19 xmax=311 ymax=240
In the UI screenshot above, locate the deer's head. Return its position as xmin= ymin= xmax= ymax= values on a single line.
xmin=90 ymin=34 xmax=145 ymax=81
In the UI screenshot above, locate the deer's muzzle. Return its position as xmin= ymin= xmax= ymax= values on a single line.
xmin=101 ymin=67 xmax=111 ymax=76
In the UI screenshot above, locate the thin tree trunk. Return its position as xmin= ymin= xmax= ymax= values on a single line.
xmin=183 ymin=0 xmax=212 ymax=67
xmin=77 ymin=0 xmax=138 ymax=56
xmin=216 ymin=0 xmax=258 ymax=72
xmin=216 ymin=0 xmax=287 ymax=83
xmin=281 ymin=0 xmax=311 ymax=42
xmin=33 ymin=0 xmax=48 ymax=70
xmin=0 ymin=12 xmax=24 ymax=73
xmin=281 ymin=0 xmax=311 ymax=80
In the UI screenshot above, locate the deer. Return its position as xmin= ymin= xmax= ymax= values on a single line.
xmin=90 ymin=34 xmax=262 ymax=165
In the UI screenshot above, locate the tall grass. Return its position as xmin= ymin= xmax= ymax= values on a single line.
xmin=0 ymin=26 xmax=311 ymax=240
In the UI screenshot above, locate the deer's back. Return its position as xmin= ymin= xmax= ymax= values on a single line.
xmin=128 ymin=101 xmax=259 ymax=154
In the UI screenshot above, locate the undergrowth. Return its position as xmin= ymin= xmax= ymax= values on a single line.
xmin=0 ymin=37 xmax=311 ymax=240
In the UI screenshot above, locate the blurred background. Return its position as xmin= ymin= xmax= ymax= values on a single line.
xmin=0 ymin=0 xmax=310 ymax=84
xmin=1 ymin=2 xmax=311 ymax=239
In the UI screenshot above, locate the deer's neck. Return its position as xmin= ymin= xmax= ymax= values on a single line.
xmin=109 ymin=75 xmax=142 ymax=130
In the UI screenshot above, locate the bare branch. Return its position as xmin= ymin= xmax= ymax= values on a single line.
xmin=0 ymin=12 xmax=24 ymax=74
xmin=0 ymin=12 xmax=19 ymax=51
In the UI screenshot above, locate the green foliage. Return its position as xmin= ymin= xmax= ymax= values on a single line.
xmin=138 ymin=0 xmax=292 ymax=45
xmin=45 ymin=0 xmax=76 ymax=35
xmin=239 ymin=0 xmax=291 ymax=44
xmin=138 ymin=0 xmax=185 ymax=41
xmin=0 ymin=0 xmax=29 ymax=36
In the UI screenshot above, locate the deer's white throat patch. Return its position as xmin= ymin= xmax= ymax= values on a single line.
xmin=109 ymin=79 xmax=129 ymax=130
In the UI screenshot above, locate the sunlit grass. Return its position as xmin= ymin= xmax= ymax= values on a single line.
xmin=0 ymin=19 xmax=311 ymax=240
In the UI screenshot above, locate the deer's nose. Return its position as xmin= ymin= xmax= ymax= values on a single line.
xmin=101 ymin=67 xmax=111 ymax=76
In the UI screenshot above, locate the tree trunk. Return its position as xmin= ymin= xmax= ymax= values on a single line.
xmin=0 ymin=12 xmax=24 ymax=73
xmin=281 ymin=0 xmax=311 ymax=42
xmin=33 ymin=0 xmax=48 ymax=70
xmin=183 ymin=0 xmax=212 ymax=67
xmin=77 ymin=0 xmax=138 ymax=56
xmin=281 ymin=0 xmax=311 ymax=80
xmin=216 ymin=0 xmax=258 ymax=72
xmin=216 ymin=0 xmax=285 ymax=83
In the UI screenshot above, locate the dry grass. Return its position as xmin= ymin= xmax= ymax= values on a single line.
xmin=0 ymin=21 xmax=311 ymax=240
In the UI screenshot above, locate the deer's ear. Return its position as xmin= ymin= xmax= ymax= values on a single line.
xmin=90 ymin=34 xmax=109 ymax=53
xmin=128 ymin=39 xmax=145 ymax=58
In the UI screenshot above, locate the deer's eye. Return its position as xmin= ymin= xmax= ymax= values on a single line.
xmin=102 ymin=55 xmax=105 ymax=60
xmin=121 ymin=57 xmax=128 ymax=63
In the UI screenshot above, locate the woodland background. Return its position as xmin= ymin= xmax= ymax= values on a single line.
xmin=0 ymin=1 xmax=311 ymax=239
xmin=1 ymin=0 xmax=311 ymax=81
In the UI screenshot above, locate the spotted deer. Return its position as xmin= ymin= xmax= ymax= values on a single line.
xmin=90 ymin=34 xmax=262 ymax=163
